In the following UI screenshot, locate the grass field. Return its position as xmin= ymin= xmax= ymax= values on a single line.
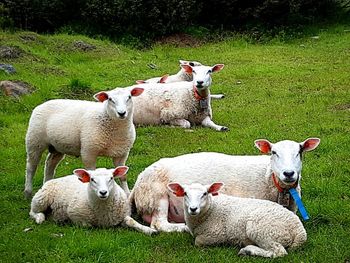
xmin=0 ymin=25 xmax=349 ymax=262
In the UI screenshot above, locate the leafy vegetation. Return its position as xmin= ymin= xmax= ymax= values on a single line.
xmin=0 ymin=25 xmax=349 ymax=262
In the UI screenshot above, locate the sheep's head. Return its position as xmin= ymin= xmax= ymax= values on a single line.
xmin=181 ymin=64 xmax=224 ymax=91
xmin=74 ymin=166 xmax=129 ymax=200
xmin=94 ymin=87 xmax=144 ymax=120
xmin=168 ymin=182 xmax=223 ymax=216
xmin=254 ymin=138 xmax=320 ymax=186
xmin=179 ymin=60 xmax=202 ymax=67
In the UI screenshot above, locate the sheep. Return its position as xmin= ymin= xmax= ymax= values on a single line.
xmin=136 ymin=60 xmax=224 ymax=99
xmin=129 ymin=138 xmax=320 ymax=232
xmin=129 ymin=63 xmax=228 ymax=131
xmin=24 ymin=87 xmax=144 ymax=199
xmin=168 ymin=182 xmax=307 ymax=258
xmin=30 ymin=166 xmax=157 ymax=235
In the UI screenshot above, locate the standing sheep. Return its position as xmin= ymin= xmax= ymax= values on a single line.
xmin=168 ymin=182 xmax=307 ymax=258
xmin=130 ymin=63 xmax=228 ymax=131
xmin=129 ymin=138 xmax=320 ymax=232
xmin=136 ymin=60 xmax=224 ymax=99
xmin=30 ymin=166 xmax=157 ymax=235
xmin=24 ymin=87 xmax=144 ymax=198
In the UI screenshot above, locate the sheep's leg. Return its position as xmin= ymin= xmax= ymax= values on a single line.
xmin=238 ymin=243 xmax=287 ymax=258
xmin=81 ymin=153 xmax=97 ymax=170
xmin=123 ymin=216 xmax=158 ymax=235
xmin=150 ymin=198 xmax=189 ymax=232
xmin=29 ymin=190 xmax=49 ymax=224
xmin=44 ymin=152 xmax=65 ymax=183
xmin=169 ymin=119 xmax=191 ymax=129
xmin=24 ymin=147 xmax=45 ymax=199
xmin=201 ymin=116 xmax=229 ymax=132
xmin=195 ymin=235 xmax=222 ymax=246
xmin=210 ymin=94 xmax=225 ymax=99
xmin=113 ymin=155 xmax=130 ymax=196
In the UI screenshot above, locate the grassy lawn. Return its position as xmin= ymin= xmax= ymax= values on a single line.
xmin=0 ymin=26 xmax=349 ymax=262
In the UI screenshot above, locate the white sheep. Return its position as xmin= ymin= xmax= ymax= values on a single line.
xmin=30 ymin=166 xmax=157 ymax=235
xmin=136 ymin=60 xmax=224 ymax=99
xmin=168 ymin=182 xmax=307 ymax=258
xmin=130 ymin=63 xmax=228 ymax=131
xmin=24 ymin=87 xmax=144 ymax=198
xmin=129 ymin=138 xmax=320 ymax=232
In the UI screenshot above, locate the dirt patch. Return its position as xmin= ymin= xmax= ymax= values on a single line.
xmin=73 ymin=40 xmax=96 ymax=51
xmin=37 ymin=66 xmax=66 ymax=76
xmin=0 ymin=80 xmax=35 ymax=98
xmin=0 ymin=46 xmax=24 ymax=59
xmin=332 ymin=103 xmax=350 ymax=111
xmin=156 ymin=33 xmax=203 ymax=47
xmin=19 ymin=33 xmax=39 ymax=43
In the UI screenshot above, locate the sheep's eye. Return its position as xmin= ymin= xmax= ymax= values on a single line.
xmin=184 ymin=192 xmax=187 ymax=196
xmin=128 ymin=95 xmax=131 ymax=100
xmin=271 ymin=151 xmax=277 ymax=155
xmin=110 ymin=177 xmax=114 ymax=181
xmin=202 ymin=192 xmax=208 ymax=197
xmin=108 ymin=98 xmax=114 ymax=103
xmin=207 ymin=70 xmax=212 ymax=74
xmin=90 ymin=178 xmax=95 ymax=183
xmin=192 ymin=70 xmax=196 ymax=74
xmin=189 ymin=62 xmax=195 ymax=66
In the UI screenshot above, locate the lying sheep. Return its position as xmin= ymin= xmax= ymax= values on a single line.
xmin=137 ymin=60 xmax=224 ymax=99
xmin=30 ymin=166 xmax=157 ymax=235
xmin=130 ymin=63 xmax=228 ymax=131
xmin=168 ymin=182 xmax=307 ymax=258
xmin=129 ymin=138 xmax=320 ymax=232
xmin=24 ymin=87 xmax=144 ymax=198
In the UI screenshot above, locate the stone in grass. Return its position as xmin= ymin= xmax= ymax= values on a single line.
xmin=73 ymin=40 xmax=96 ymax=51
xmin=0 ymin=64 xmax=16 ymax=74
xmin=0 ymin=80 xmax=35 ymax=98
xmin=0 ymin=46 xmax=23 ymax=59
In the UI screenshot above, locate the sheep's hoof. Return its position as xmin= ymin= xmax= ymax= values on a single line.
xmin=238 ymin=248 xmax=252 ymax=256
xmin=220 ymin=126 xmax=229 ymax=132
xmin=24 ymin=190 xmax=32 ymax=200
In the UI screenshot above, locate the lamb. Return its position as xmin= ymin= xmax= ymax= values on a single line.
xmin=130 ymin=63 xmax=228 ymax=131
xmin=129 ymin=138 xmax=320 ymax=232
xmin=136 ymin=60 xmax=224 ymax=99
xmin=24 ymin=87 xmax=144 ymax=198
xmin=30 ymin=166 xmax=157 ymax=235
xmin=168 ymin=182 xmax=307 ymax=258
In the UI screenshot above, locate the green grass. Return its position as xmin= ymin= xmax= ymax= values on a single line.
xmin=0 ymin=25 xmax=350 ymax=262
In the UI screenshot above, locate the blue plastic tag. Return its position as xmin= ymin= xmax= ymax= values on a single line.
xmin=289 ymin=188 xmax=309 ymax=221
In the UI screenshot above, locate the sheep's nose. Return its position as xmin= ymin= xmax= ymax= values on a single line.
xmin=118 ymin=111 xmax=126 ymax=117
xmin=197 ymin=81 xmax=204 ymax=85
xmin=190 ymin=207 xmax=197 ymax=213
xmin=283 ymin=171 xmax=295 ymax=178
xmin=99 ymin=190 xmax=107 ymax=196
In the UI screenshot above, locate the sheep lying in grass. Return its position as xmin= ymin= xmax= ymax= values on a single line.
xmin=129 ymin=138 xmax=320 ymax=232
xmin=168 ymin=182 xmax=307 ymax=258
xmin=137 ymin=60 xmax=224 ymax=99
xmin=30 ymin=166 xmax=157 ymax=235
xmin=24 ymin=87 xmax=144 ymax=198
xmin=130 ymin=63 xmax=228 ymax=131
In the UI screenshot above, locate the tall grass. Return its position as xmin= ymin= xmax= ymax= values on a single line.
xmin=0 ymin=25 xmax=349 ymax=262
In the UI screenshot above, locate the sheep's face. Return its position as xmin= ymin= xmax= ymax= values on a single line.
xmin=255 ymin=138 xmax=320 ymax=186
xmin=94 ymin=88 xmax=144 ymax=120
xmin=74 ymin=166 xmax=129 ymax=200
xmin=181 ymin=64 xmax=224 ymax=90
xmin=168 ymin=182 xmax=223 ymax=217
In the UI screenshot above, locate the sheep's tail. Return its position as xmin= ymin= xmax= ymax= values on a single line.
xmin=290 ymin=224 xmax=307 ymax=249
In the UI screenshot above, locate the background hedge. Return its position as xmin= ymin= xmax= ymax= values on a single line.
xmin=1 ymin=0 xmax=348 ymax=39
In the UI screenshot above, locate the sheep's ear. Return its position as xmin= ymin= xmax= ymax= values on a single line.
xmin=254 ymin=139 xmax=272 ymax=154
xmin=168 ymin=183 xmax=185 ymax=197
xmin=207 ymin=182 xmax=223 ymax=196
xmin=94 ymin=91 xmax=109 ymax=102
xmin=159 ymin=74 xmax=169 ymax=83
xmin=181 ymin=64 xmax=193 ymax=73
xmin=131 ymin=87 xmax=144 ymax=97
xmin=300 ymin=138 xmax=320 ymax=152
xmin=211 ymin=64 xmax=224 ymax=73
xmin=136 ymin=80 xmax=146 ymax=84
xmin=74 ymin=169 xmax=91 ymax=183
xmin=113 ymin=166 xmax=129 ymax=178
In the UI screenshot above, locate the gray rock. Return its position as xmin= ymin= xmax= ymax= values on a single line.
xmin=0 ymin=46 xmax=23 ymax=59
xmin=0 ymin=80 xmax=35 ymax=98
xmin=73 ymin=40 xmax=96 ymax=51
xmin=0 ymin=64 xmax=16 ymax=74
